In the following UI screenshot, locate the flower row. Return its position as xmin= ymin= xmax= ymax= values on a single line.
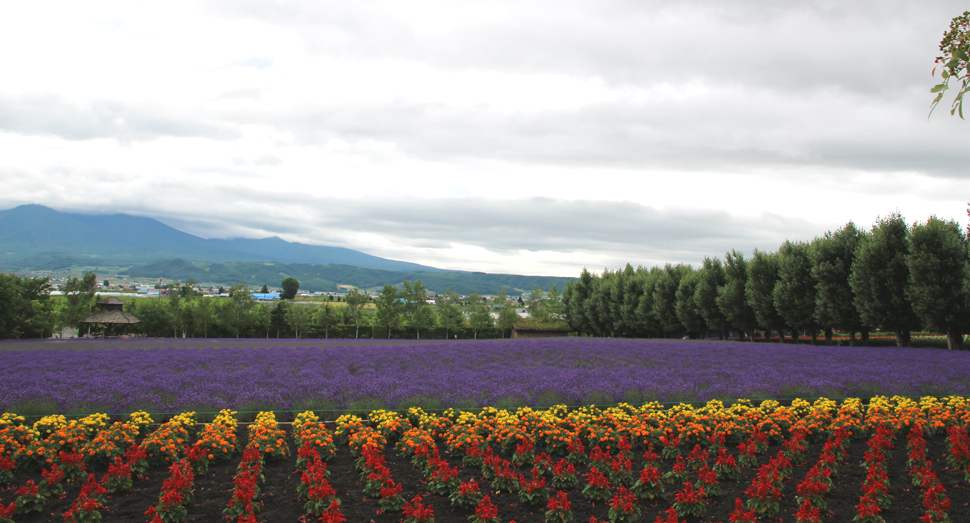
xmin=2 ymin=396 xmax=970 ymax=522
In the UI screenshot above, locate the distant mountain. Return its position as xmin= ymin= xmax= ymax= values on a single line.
xmin=125 ymin=258 xmax=574 ymax=295
xmin=0 ymin=204 xmax=441 ymax=272
xmin=208 ymin=237 xmax=441 ymax=272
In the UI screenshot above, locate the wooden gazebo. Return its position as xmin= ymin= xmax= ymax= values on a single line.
xmin=79 ymin=297 xmax=140 ymax=337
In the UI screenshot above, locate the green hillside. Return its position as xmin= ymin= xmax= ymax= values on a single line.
xmin=125 ymin=259 xmax=573 ymax=295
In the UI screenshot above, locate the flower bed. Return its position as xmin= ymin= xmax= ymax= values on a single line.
xmin=3 ymin=339 xmax=970 ymax=415
xmin=2 ymin=396 xmax=970 ymax=521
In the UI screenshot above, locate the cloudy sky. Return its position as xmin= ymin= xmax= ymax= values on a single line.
xmin=1 ymin=1 xmax=968 ymax=277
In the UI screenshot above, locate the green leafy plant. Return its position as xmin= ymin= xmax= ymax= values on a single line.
xmin=14 ymin=480 xmax=46 ymax=514
xmin=931 ymin=11 xmax=970 ymax=118
xmin=673 ymin=482 xmax=706 ymax=518
xmin=607 ymin=487 xmax=641 ymax=523
xmin=630 ymin=465 xmax=664 ymax=500
xmin=551 ymin=459 xmax=579 ymax=490
xmin=545 ymin=490 xmax=573 ymax=523
xmin=518 ymin=468 xmax=551 ymax=506
xmin=581 ymin=468 xmax=611 ymax=501
xmin=449 ymin=479 xmax=483 ymax=509
xmin=379 ymin=480 xmax=407 ymax=512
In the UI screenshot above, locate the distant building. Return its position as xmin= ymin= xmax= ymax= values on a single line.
xmin=252 ymin=292 xmax=281 ymax=301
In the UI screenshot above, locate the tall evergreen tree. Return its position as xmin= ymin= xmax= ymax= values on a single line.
xmin=675 ymin=269 xmax=705 ymax=338
xmin=746 ymin=249 xmax=788 ymax=341
xmin=694 ymin=257 xmax=730 ymax=338
xmin=907 ymin=216 xmax=970 ymax=350
xmin=717 ymin=250 xmax=758 ymax=341
xmin=585 ymin=270 xmax=612 ymax=337
xmin=270 ymin=301 xmax=288 ymax=338
xmin=618 ymin=268 xmax=647 ymax=337
xmin=813 ymin=222 xmax=868 ymax=345
xmin=850 ymin=212 xmax=920 ymax=346
xmin=562 ymin=269 xmax=593 ymax=334
xmin=635 ymin=267 xmax=665 ymax=337
xmin=774 ymin=240 xmax=819 ymax=343
xmin=606 ymin=268 xmax=630 ymax=336
xmin=652 ymin=264 xmax=690 ymax=337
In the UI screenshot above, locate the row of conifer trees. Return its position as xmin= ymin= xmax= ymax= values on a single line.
xmin=560 ymin=212 xmax=970 ymax=349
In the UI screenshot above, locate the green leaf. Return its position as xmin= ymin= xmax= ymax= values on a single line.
xmin=955 ymin=49 xmax=970 ymax=61
xmin=931 ymin=84 xmax=948 ymax=93
xmin=943 ymin=70 xmax=950 ymax=79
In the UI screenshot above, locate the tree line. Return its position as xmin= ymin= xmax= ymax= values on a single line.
xmin=130 ymin=281 xmax=563 ymax=340
xmin=561 ymin=212 xmax=970 ymax=350
xmin=0 ymin=271 xmax=564 ymax=339
xmin=0 ymin=270 xmax=106 ymax=339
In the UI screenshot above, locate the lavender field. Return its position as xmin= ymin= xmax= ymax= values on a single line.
xmin=2 ymin=338 xmax=969 ymax=416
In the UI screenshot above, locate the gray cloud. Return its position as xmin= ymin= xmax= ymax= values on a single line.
xmin=156 ymin=191 xmax=828 ymax=269
xmin=239 ymin=94 xmax=970 ymax=177
xmin=204 ymin=0 xmax=970 ymax=177
xmin=0 ymin=93 xmax=240 ymax=143
xmin=5 ymin=1 xmax=967 ymax=276
xmin=310 ymin=197 xmax=823 ymax=259
xmin=209 ymin=0 xmax=956 ymax=95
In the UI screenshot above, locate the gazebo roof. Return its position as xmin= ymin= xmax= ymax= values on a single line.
xmin=96 ymin=297 xmax=129 ymax=305
xmin=79 ymin=309 xmax=140 ymax=325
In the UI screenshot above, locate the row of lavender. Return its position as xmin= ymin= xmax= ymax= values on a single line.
xmin=1 ymin=339 xmax=969 ymax=415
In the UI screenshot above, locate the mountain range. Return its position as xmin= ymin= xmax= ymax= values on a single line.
xmin=0 ymin=204 xmax=440 ymax=272
xmin=0 ymin=204 xmax=573 ymax=294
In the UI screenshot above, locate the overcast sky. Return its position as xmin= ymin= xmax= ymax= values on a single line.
xmin=2 ymin=1 xmax=968 ymax=277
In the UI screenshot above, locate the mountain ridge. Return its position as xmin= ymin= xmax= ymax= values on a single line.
xmin=0 ymin=204 xmax=575 ymax=294
xmin=0 ymin=204 xmax=441 ymax=272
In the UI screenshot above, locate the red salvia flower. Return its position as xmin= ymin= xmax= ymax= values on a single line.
xmin=547 ymin=490 xmax=570 ymax=512
xmin=586 ymin=467 xmax=610 ymax=488
xmin=609 ymin=486 xmax=636 ymax=513
xmin=795 ymin=498 xmax=821 ymax=522
xmin=728 ymin=497 xmax=757 ymax=523
xmin=639 ymin=465 xmax=661 ymax=483
xmin=476 ymin=494 xmax=498 ymax=519
xmin=654 ymin=506 xmax=681 ymax=523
